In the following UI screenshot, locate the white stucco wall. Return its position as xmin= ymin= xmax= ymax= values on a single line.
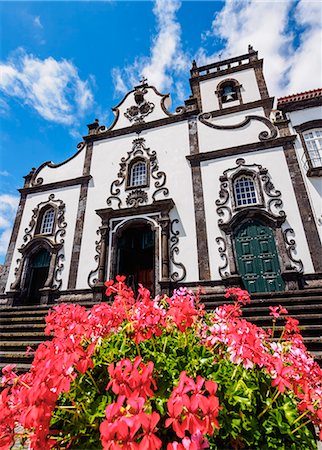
xmin=6 ymin=186 xmax=80 ymax=292
xmin=201 ymin=146 xmax=314 ymax=280
xmin=199 ymin=68 xmax=261 ymax=112
xmin=77 ymin=120 xmax=199 ymax=289
xmin=197 ymin=107 xmax=270 ymax=153
xmin=33 ymin=146 xmax=85 ymax=185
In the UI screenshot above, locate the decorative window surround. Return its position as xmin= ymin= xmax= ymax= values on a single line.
xmin=215 ymin=159 xmax=303 ymax=291
xmin=7 ymin=194 xmax=66 ymax=305
xmin=106 ymin=137 xmax=168 ymax=209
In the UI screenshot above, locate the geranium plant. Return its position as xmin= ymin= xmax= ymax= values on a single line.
xmin=1 ymin=277 xmax=321 ymax=449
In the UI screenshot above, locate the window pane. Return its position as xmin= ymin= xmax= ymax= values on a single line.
xmin=130 ymin=161 xmax=147 ymax=186
xmin=234 ymin=176 xmax=258 ymax=207
xmin=40 ymin=209 xmax=55 ymax=234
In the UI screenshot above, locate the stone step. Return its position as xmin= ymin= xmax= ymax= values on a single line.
xmin=230 ymin=303 xmax=322 ymax=315
xmin=0 ymin=316 xmax=47 ymax=325
xmin=241 ymin=313 xmax=322 ymax=325
xmin=0 ymin=351 xmax=34 ymax=364
xmin=262 ymin=324 xmax=322 ymax=337
xmin=0 ymin=361 xmax=32 ymax=373
xmin=203 ymin=297 xmax=322 ymax=309
xmin=0 ymin=323 xmax=45 ymax=332
xmin=0 ymin=331 xmax=46 ymax=341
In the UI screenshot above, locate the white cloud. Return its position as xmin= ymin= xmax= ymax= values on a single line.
xmin=0 ymin=170 xmax=9 ymax=177
xmin=34 ymin=16 xmax=43 ymax=29
xmin=0 ymin=194 xmax=19 ymax=257
xmin=0 ymin=49 xmax=94 ymax=125
xmin=286 ymin=0 xmax=322 ymax=94
xmin=198 ymin=0 xmax=322 ymax=97
xmin=112 ymin=0 xmax=189 ymax=101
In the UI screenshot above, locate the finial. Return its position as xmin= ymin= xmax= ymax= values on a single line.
xmin=192 ymin=59 xmax=197 ymax=69
xmin=139 ymin=75 xmax=148 ymax=85
xmin=248 ymin=44 xmax=254 ymax=53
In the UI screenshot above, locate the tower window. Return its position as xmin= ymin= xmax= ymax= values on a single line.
xmin=40 ymin=208 xmax=55 ymax=234
xmin=129 ymin=160 xmax=147 ymax=187
xmin=234 ymin=175 xmax=257 ymax=206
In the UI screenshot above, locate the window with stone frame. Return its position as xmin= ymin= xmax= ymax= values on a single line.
xmin=216 ymin=79 xmax=242 ymax=108
xmin=303 ymin=129 xmax=322 ymax=169
xmin=233 ymin=175 xmax=258 ymax=207
xmin=40 ymin=207 xmax=55 ymax=234
xmin=128 ymin=159 xmax=148 ymax=188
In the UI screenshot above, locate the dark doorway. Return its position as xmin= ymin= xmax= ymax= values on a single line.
xmin=116 ymin=223 xmax=155 ymax=294
xmin=234 ymin=220 xmax=284 ymax=293
xmin=25 ymin=249 xmax=51 ymax=304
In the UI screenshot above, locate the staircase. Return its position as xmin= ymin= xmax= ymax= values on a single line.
xmin=202 ymin=288 xmax=322 ymax=365
xmin=0 ymin=301 xmax=95 ymax=373
xmin=0 ymin=290 xmax=321 ymax=372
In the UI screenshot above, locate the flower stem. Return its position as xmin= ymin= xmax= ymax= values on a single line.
xmin=291 ymin=418 xmax=312 ymax=435
xmin=258 ymin=390 xmax=281 ymax=419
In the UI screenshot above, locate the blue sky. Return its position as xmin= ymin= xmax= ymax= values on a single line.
xmin=0 ymin=0 xmax=321 ymax=263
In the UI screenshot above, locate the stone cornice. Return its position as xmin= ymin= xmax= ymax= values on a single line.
xmin=83 ymin=111 xmax=197 ymax=143
xmin=18 ymin=175 xmax=91 ymax=194
xmin=186 ymin=135 xmax=297 ymax=165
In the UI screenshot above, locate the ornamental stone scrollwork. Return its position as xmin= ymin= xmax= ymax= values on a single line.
xmin=53 ymin=253 xmax=64 ymax=290
xmin=106 ymin=137 xmax=168 ymax=209
xmin=87 ymin=228 xmax=102 ymax=288
xmin=126 ymin=189 xmax=148 ymax=208
xmin=198 ymin=113 xmax=278 ymax=141
xmin=214 ymin=158 xmax=291 ymax=281
xmin=169 ymin=219 xmax=187 ymax=282
xmin=124 ymin=87 xmax=155 ymax=124
xmin=283 ymin=228 xmax=304 ymax=273
xmin=216 ymin=237 xmax=230 ymax=278
xmin=9 ymin=194 xmax=66 ymax=297
xmin=216 ymin=158 xmax=285 ymax=230
xmin=215 ymin=179 xmax=232 ymax=226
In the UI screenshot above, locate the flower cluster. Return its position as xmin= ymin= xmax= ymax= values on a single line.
xmin=166 ymin=372 xmax=220 ymax=447
xmin=0 ymin=281 xmax=321 ymax=449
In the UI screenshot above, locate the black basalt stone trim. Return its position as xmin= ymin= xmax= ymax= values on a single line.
xmin=294 ymin=120 xmax=322 ymax=133
xmin=282 ymin=141 xmax=322 ymax=272
xmin=83 ymin=111 xmax=195 ymax=143
xmin=0 ymin=193 xmax=27 ymax=293
xmin=194 ymin=60 xmax=264 ymax=82
xmin=19 ymin=175 xmax=92 ymax=194
xmin=188 ymin=117 xmax=211 ymax=281
xmin=67 ymin=143 xmax=94 ymax=290
xmin=186 ymin=136 xmax=297 ymax=164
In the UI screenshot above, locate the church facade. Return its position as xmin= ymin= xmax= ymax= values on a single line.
xmin=1 ymin=47 xmax=322 ymax=306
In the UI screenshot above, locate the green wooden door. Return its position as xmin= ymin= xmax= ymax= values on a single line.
xmin=234 ymin=221 xmax=284 ymax=293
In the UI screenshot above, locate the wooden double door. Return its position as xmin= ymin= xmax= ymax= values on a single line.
xmin=234 ymin=221 xmax=284 ymax=293
xmin=117 ymin=224 xmax=155 ymax=294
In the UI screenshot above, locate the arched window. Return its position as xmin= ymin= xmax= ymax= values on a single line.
xmin=234 ymin=175 xmax=258 ymax=207
xmin=129 ymin=160 xmax=147 ymax=187
xmin=40 ymin=208 xmax=55 ymax=234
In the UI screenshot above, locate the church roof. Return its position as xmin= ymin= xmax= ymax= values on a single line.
xmin=277 ymin=88 xmax=322 ymax=104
